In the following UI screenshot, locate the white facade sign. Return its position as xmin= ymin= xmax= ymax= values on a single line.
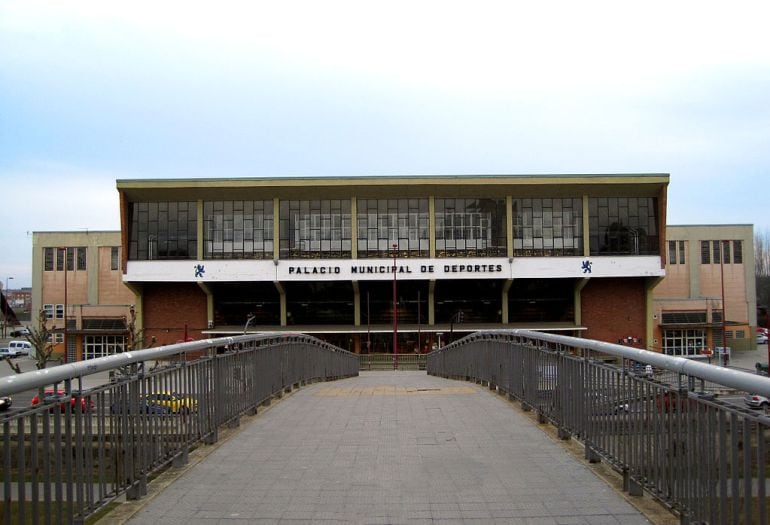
xmin=125 ymin=256 xmax=663 ymax=283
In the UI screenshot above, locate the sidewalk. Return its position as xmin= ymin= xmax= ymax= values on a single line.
xmin=727 ymin=344 xmax=768 ymax=372
xmin=120 ymin=371 xmax=660 ymax=525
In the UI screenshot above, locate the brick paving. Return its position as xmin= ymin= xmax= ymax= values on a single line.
xmin=126 ymin=371 xmax=652 ymax=525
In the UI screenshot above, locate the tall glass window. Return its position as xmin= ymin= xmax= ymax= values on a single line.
xmin=44 ymin=247 xmax=54 ymax=271
xmin=357 ymin=199 xmax=429 ymax=257
xmin=128 ymin=202 xmax=198 ymax=260
xmin=279 ymin=200 xmax=351 ymax=258
xmin=435 ymin=198 xmax=506 ymax=257
xmin=512 ymin=198 xmax=582 ymax=256
xmin=662 ymin=329 xmax=706 ymax=356
xmin=204 ymin=200 xmax=274 ymax=259
xmin=111 ymin=247 xmax=120 ymax=270
xmin=589 ymin=197 xmax=659 ymax=255
xmin=84 ymin=335 xmax=126 ymax=360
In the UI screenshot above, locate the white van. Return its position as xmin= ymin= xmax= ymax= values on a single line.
xmin=8 ymin=340 xmax=33 ymax=356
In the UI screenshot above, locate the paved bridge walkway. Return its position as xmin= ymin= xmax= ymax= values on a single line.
xmin=120 ymin=371 xmax=659 ymax=525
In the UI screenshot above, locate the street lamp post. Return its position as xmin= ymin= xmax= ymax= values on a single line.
xmin=720 ymin=240 xmax=728 ymax=366
xmin=392 ymin=243 xmax=398 ymax=370
xmin=59 ymin=247 xmax=69 ymax=364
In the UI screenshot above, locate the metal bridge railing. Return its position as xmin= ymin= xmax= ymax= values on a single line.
xmin=358 ymin=353 xmax=426 ymax=371
xmin=427 ymin=329 xmax=770 ymax=525
xmin=0 ymin=333 xmax=358 ymax=525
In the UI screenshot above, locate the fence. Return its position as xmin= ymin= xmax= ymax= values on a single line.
xmin=0 ymin=333 xmax=358 ymax=524
xmin=358 ymin=353 xmax=426 ymax=371
xmin=427 ymin=329 xmax=770 ymax=525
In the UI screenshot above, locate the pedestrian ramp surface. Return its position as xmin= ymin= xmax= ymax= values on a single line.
xmin=128 ymin=371 xmax=651 ymax=524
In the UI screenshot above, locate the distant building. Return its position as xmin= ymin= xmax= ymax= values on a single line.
xmin=31 ymin=231 xmax=135 ymax=362
xmin=653 ymin=225 xmax=757 ymax=358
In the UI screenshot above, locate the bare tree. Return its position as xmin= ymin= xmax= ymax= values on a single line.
xmin=5 ymin=309 xmax=57 ymax=374
xmin=125 ymin=305 xmax=155 ymax=352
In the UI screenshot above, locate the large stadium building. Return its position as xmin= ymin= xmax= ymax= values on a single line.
xmin=117 ymin=174 xmax=669 ymax=353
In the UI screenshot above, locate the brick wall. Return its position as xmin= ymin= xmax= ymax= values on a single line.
xmin=143 ymin=283 xmax=208 ymax=346
xmin=581 ymin=278 xmax=647 ymax=347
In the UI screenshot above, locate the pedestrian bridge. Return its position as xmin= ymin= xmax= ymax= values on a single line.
xmin=1 ymin=331 xmax=769 ymax=524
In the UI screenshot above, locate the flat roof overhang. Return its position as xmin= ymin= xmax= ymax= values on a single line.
xmin=117 ymin=174 xmax=670 ymax=202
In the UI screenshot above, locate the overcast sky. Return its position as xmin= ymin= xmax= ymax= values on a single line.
xmin=2 ymin=1 xmax=769 ymax=288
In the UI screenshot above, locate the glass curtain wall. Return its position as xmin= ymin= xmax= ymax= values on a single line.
xmin=589 ymin=197 xmax=659 ymax=255
xmin=204 ymin=200 xmax=274 ymax=259
xmin=357 ymin=199 xmax=429 ymax=257
xmin=512 ymin=198 xmax=583 ymax=256
xmin=279 ymin=200 xmax=352 ymax=259
xmin=128 ymin=202 xmax=198 ymax=260
xmin=435 ymin=198 xmax=506 ymax=257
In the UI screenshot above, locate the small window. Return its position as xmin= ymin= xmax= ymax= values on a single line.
xmin=733 ymin=240 xmax=742 ymax=264
xmin=55 ymin=304 xmax=64 ymax=319
xmin=77 ymin=247 xmax=87 ymax=270
xmin=668 ymin=241 xmax=676 ymax=265
xmin=66 ymin=247 xmax=75 ymax=271
xmin=723 ymin=241 xmax=731 ymax=264
xmin=712 ymin=241 xmax=721 ymax=264
xmin=111 ymin=247 xmax=120 ymax=271
xmin=44 ymin=248 xmax=54 ymax=271
xmin=43 ymin=304 xmax=54 ymax=319
xmin=700 ymin=241 xmax=710 ymax=264
xmin=678 ymin=241 xmax=685 ymax=264
xmin=56 ymin=248 xmax=65 ymax=271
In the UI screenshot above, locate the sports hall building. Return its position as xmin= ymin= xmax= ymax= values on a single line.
xmin=117 ymin=174 xmax=669 ymax=353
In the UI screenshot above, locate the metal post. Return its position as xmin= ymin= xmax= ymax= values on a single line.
xmin=63 ymin=249 xmax=68 ymax=364
xmin=720 ymin=240 xmax=727 ymax=366
xmin=392 ymin=243 xmax=398 ymax=370
xmin=366 ymin=292 xmax=370 ymax=354
xmin=417 ymin=289 xmax=421 ymax=354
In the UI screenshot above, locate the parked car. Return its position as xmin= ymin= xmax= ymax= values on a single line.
xmin=110 ymin=399 xmax=170 ymax=414
xmin=758 ymin=333 xmax=769 ymax=344
xmin=143 ymin=391 xmax=197 ymax=413
xmin=0 ymin=347 xmax=23 ymax=359
xmin=0 ymin=396 xmax=12 ymax=411
xmin=744 ymin=393 xmax=770 ymax=409
xmin=7 ymin=340 xmax=33 ymax=356
xmin=10 ymin=327 xmax=30 ymax=337
xmin=31 ymin=390 xmax=94 ymax=413
xmin=758 ymin=327 xmax=769 ymax=337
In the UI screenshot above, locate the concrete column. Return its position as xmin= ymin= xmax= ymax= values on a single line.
xmin=274 ymin=281 xmax=286 ymax=326
xmin=582 ymin=195 xmax=590 ymax=257
xmin=574 ymin=278 xmax=590 ymax=328
xmin=197 ymin=199 xmax=204 ymax=260
xmin=429 ymin=196 xmax=436 ymax=258
xmin=351 ymin=197 xmax=357 ymax=259
xmin=501 ymin=279 xmax=512 ymax=324
xmin=353 ymin=281 xmax=360 ymax=326
xmin=506 ymin=195 xmax=514 ymax=259
xmin=197 ymin=282 xmax=214 ymax=330
xmin=273 ymin=198 xmax=280 ymax=261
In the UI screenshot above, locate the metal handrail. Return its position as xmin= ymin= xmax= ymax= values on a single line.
xmin=444 ymin=329 xmax=770 ymax=396
xmin=0 ymin=333 xmax=338 ymax=396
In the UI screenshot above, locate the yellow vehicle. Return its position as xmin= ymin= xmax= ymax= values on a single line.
xmin=143 ymin=391 xmax=197 ymax=413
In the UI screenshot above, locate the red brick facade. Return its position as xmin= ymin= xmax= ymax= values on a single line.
xmin=581 ymin=278 xmax=647 ymax=347
xmin=142 ymin=283 xmax=208 ymax=346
